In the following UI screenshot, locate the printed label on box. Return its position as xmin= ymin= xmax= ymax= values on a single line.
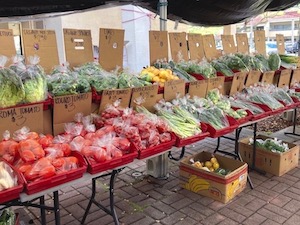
xmin=99 ymin=88 xmax=132 ymax=113
xmin=63 ymin=28 xmax=94 ymax=68
xmin=0 ymin=103 xmax=43 ymax=134
xmin=0 ymin=29 xmax=16 ymax=61
xmin=130 ymin=85 xmax=158 ymax=112
xmin=22 ymin=29 xmax=59 ymax=73
xmin=188 ymin=80 xmax=208 ymax=98
xmin=164 ymin=79 xmax=186 ymax=101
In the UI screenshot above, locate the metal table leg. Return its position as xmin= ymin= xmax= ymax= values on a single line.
xmin=39 ymin=196 xmax=46 ymax=225
xmin=213 ymin=137 xmax=221 ymax=154
xmin=81 ymin=169 xmax=123 ymax=225
xmin=284 ymin=108 xmax=300 ymax=136
xmin=168 ymin=147 xmax=186 ymax=161
xmin=53 ymin=191 xmax=60 ymax=225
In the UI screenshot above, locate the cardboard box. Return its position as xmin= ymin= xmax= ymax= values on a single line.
xmin=239 ymin=135 xmax=299 ymax=176
xmin=43 ymin=109 xmax=53 ymax=135
xmin=180 ymin=151 xmax=248 ymax=203
xmin=0 ymin=103 xmax=44 ymax=135
xmin=53 ymin=93 xmax=92 ymax=135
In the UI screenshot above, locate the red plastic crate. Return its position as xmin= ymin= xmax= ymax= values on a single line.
xmin=233 ymin=109 xmax=253 ymax=125
xmin=174 ymin=123 xmax=210 ymax=147
xmin=278 ymin=100 xmax=297 ymax=111
xmin=251 ymin=102 xmax=285 ymax=116
xmin=91 ymin=88 xmax=102 ymax=104
xmin=23 ymin=151 xmax=87 ymax=195
xmin=216 ymin=72 xmax=234 ymax=82
xmin=86 ymin=146 xmax=138 ymax=174
xmin=0 ymin=161 xmax=24 ymax=204
xmin=133 ymin=133 xmax=176 ymax=159
xmin=291 ymin=96 xmax=300 ymax=107
xmin=205 ymin=116 xmax=239 ymax=138
xmin=189 ymin=73 xmax=206 ymax=80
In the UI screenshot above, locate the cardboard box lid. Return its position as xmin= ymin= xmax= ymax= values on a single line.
xmin=230 ymin=72 xmax=247 ymax=96
xmin=99 ymin=88 xmax=132 ymax=113
xmin=0 ymin=103 xmax=44 ymax=135
xmin=169 ymin=32 xmax=188 ymax=62
xmin=221 ymin=35 xmax=237 ymax=54
xmin=130 ymin=85 xmax=158 ymax=112
xmin=235 ymin=33 xmax=249 ymax=54
xmin=164 ymin=79 xmax=186 ymax=102
xmin=245 ymin=70 xmax=261 ymax=87
xmin=291 ymin=68 xmax=300 ymax=87
xmin=63 ymin=28 xmax=94 ymax=68
xmin=99 ymin=28 xmax=124 ymax=71
xmin=149 ymin=30 xmax=168 ymax=65
xmin=22 ymin=29 xmax=59 ymax=74
xmin=254 ymin=30 xmax=266 ymax=56
xmin=0 ymin=29 xmax=16 ymax=60
xmin=261 ymin=71 xmax=275 ymax=84
xmin=187 ymin=33 xmax=205 ymax=61
xmin=188 ymin=80 xmax=208 ymax=98
xmin=276 ymin=34 xmax=285 ymax=55
xmin=277 ymin=69 xmax=292 ymax=88
xmin=203 ymin=34 xmax=219 ymax=61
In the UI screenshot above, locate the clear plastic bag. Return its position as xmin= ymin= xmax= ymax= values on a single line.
xmin=0 ymin=161 xmax=18 ymax=191
xmin=199 ymin=107 xmax=230 ymax=130
xmin=23 ymin=157 xmax=56 ymax=181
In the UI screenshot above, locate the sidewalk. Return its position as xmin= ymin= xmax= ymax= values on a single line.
xmin=16 ymin=127 xmax=300 ymax=225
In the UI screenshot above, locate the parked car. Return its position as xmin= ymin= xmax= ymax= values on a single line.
xmin=286 ymin=42 xmax=299 ymax=53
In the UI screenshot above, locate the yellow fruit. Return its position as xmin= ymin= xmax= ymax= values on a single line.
xmin=204 ymin=161 xmax=213 ymax=168
xmin=193 ymin=161 xmax=202 ymax=168
xmin=159 ymin=71 xmax=168 ymax=79
xmin=153 ymin=68 xmax=160 ymax=76
xmin=209 ymin=167 xmax=215 ymax=172
xmin=213 ymin=162 xmax=220 ymax=170
xmin=210 ymin=157 xmax=218 ymax=164
xmin=166 ymin=69 xmax=173 ymax=75
xmin=173 ymin=76 xmax=179 ymax=80
xmin=152 ymin=76 xmax=160 ymax=82
xmin=160 ymin=78 xmax=166 ymax=83
xmin=159 ymin=82 xmax=165 ymax=87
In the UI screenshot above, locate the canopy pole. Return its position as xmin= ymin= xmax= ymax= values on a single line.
xmin=159 ymin=0 xmax=168 ymax=31
xmin=146 ymin=0 xmax=169 ymax=180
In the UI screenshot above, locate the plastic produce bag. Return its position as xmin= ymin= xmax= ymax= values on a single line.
xmin=0 ymin=55 xmax=25 ymax=108
xmin=210 ymin=59 xmax=234 ymax=77
xmin=118 ymin=71 xmax=151 ymax=89
xmin=10 ymin=55 xmax=48 ymax=103
xmin=18 ymin=139 xmax=45 ymax=163
xmin=23 ymin=157 xmax=56 ymax=181
xmin=228 ymin=98 xmax=264 ymax=115
xmin=0 ymin=131 xmax=18 ymax=164
xmin=271 ymin=88 xmax=293 ymax=105
xmin=255 ymin=54 xmax=270 ymax=71
xmin=268 ymin=53 xmax=281 ymax=71
xmin=0 ymin=209 xmax=16 ymax=225
xmin=52 ymin=156 xmax=79 ymax=173
xmin=73 ymin=62 xmax=102 ymax=76
xmin=220 ymin=54 xmax=249 ymax=72
xmin=198 ymin=107 xmax=229 ymax=130
xmin=0 ymin=161 xmax=17 ymax=191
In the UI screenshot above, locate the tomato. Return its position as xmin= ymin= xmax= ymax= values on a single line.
xmin=81 ymin=146 xmax=95 ymax=157
xmin=24 ymin=157 xmax=55 ymax=181
xmin=113 ymin=149 xmax=123 ymax=158
xmin=94 ymin=148 xmax=107 ymax=162
xmin=0 ymin=140 xmax=19 ymax=162
xmin=39 ymin=135 xmax=53 ymax=148
xmin=52 ymin=158 xmax=65 ymax=168
xmin=95 ymin=126 xmax=114 ymax=138
xmin=20 ymin=149 xmax=36 ymax=162
xmin=84 ymin=132 xmax=96 ymax=140
xmin=44 ymin=147 xmax=64 ymax=160
xmin=70 ymin=136 xmax=85 ymax=151
xmin=19 ymin=139 xmax=45 ymax=162
xmin=39 ymin=165 xmax=56 ymax=179
xmin=18 ymin=164 xmax=32 ymax=173
xmin=59 ymin=143 xmax=71 ymax=157
xmin=112 ymin=137 xmax=130 ymax=152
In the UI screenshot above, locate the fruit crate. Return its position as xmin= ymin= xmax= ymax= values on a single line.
xmin=179 ymin=151 xmax=248 ymax=203
xmin=23 ymin=151 xmax=87 ymax=195
xmin=0 ymin=161 xmax=24 ymax=204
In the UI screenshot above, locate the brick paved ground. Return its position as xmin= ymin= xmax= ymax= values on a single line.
xmin=15 ymin=126 xmax=300 ymax=225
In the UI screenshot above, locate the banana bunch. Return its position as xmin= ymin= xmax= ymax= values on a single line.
xmin=140 ymin=66 xmax=179 ymax=87
xmin=184 ymin=175 xmax=210 ymax=193
xmin=227 ymin=179 xmax=240 ymax=199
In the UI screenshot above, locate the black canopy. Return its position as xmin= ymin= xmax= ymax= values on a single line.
xmin=0 ymin=0 xmax=299 ymax=25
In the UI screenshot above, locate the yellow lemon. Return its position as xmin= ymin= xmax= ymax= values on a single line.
xmin=213 ymin=162 xmax=220 ymax=170
xmin=210 ymin=157 xmax=218 ymax=164
xmin=152 ymin=76 xmax=160 ymax=82
xmin=204 ymin=161 xmax=213 ymax=168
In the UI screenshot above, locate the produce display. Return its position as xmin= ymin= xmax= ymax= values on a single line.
xmin=10 ymin=55 xmax=48 ymax=103
xmin=220 ymin=54 xmax=249 ymax=72
xmin=176 ymin=60 xmax=217 ymax=78
xmin=0 ymin=209 xmax=16 ymax=225
xmin=249 ymin=137 xmax=289 ymax=153
xmin=190 ymin=155 xmax=231 ymax=175
xmin=0 ymin=161 xmax=17 ymax=191
xmin=210 ymin=59 xmax=234 ymax=76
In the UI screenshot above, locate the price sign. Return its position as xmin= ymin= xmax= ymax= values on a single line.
xmin=99 ymin=88 xmax=132 ymax=113
xmin=261 ymin=71 xmax=275 ymax=84
xmin=276 ymin=34 xmax=285 ymax=55
xmin=187 ymin=33 xmax=205 ymax=61
xmin=278 ymin=69 xmax=292 ymax=88
xmin=164 ymin=79 xmax=186 ymax=101
xmin=188 ymin=80 xmax=208 ymax=98
xmin=245 ymin=70 xmax=262 ymax=87
xmin=149 ymin=30 xmax=168 ymax=65
xmin=206 ymin=77 xmax=225 ymax=96
xmin=169 ymin=32 xmax=188 ymax=62
xmin=130 ymin=85 xmax=158 ymax=112
xmin=221 ymin=35 xmax=237 ymax=54
xmin=254 ymin=30 xmax=266 ymax=56
xmin=230 ymin=72 xmax=247 ymax=96
xmin=0 ymin=103 xmax=43 ymax=135
xmin=236 ymin=33 xmax=249 ymax=54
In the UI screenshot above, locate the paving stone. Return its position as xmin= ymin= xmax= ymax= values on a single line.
xmin=270 ymin=194 xmax=292 ymax=207
xmin=161 ymin=193 xmax=185 ymax=205
xmin=152 ymin=201 xmax=177 ymax=215
xmin=160 ymin=211 xmax=186 ymax=225
xmin=201 ymin=213 xmax=226 ymax=225
xmin=208 ymin=201 xmax=227 ymax=211
xmin=219 ymin=207 xmax=246 ymax=223
xmin=260 ymin=179 xmax=280 ymax=189
xmin=64 ymin=203 xmax=86 ymax=220
xmin=245 ymin=198 xmax=267 ymax=211
xmin=254 ymin=186 xmax=280 ymax=198
xmin=282 ymin=190 xmax=300 ymax=201
xmin=78 ymin=199 xmax=101 ymax=214
xmin=283 ymin=214 xmax=300 ymax=225
xmin=232 ymin=194 xmax=256 ymax=206
xmin=263 ymin=204 xmax=293 ymax=218
xmin=257 ymin=208 xmax=287 ymax=224
xmin=248 ymin=190 xmax=274 ymax=202
xmin=171 ymin=197 xmax=194 ymax=210
xmin=59 ymin=190 xmax=80 ymax=201
xmin=118 ymin=212 xmax=145 ymax=225
xmin=272 ymin=175 xmax=298 ymax=186
xmin=261 ymin=219 xmax=281 ymax=225
xmin=293 ymin=180 xmax=300 ymax=188
xmin=218 ymin=218 xmax=239 ymax=225
xmin=189 ymin=202 xmax=214 ymax=216
xmin=283 ymin=199 xmax=300 ymax=213
xmin=271 ymin=182 xmax=290 ymax=193
xmin=146 ymin=190 xmax=164 ymax=200
xmin=130 ymin=216 xmax=156 ymax=225
xmin=179 ymin=207 xmax=206 ymax=221
xmin=287 ymin=186 xmax=300 ymax=195
xmin=231 ymin=205 xmax=254 ymax=217
xmin=60 ymin=193 xmax=87 ymax=208
xmin=242 ymin=213 xmax=266 ymax=225
xmin=143 ymin=206 xmax=167 ymax=220
xmin=170 ymin=217 xmax=198 ymax=225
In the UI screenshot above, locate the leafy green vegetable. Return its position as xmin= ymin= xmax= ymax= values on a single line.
xmin=0 ymin=56 xmax=25 ymax=108
xmin=210 ymin=60 xmax=234 ymax=77
xmin=220 ymin=54 xmax=249 ymax=72
xmin=268 ymin=53 xmax=281 ymax=71
xmin=254 ymin=54 xmax=270 ymax=72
